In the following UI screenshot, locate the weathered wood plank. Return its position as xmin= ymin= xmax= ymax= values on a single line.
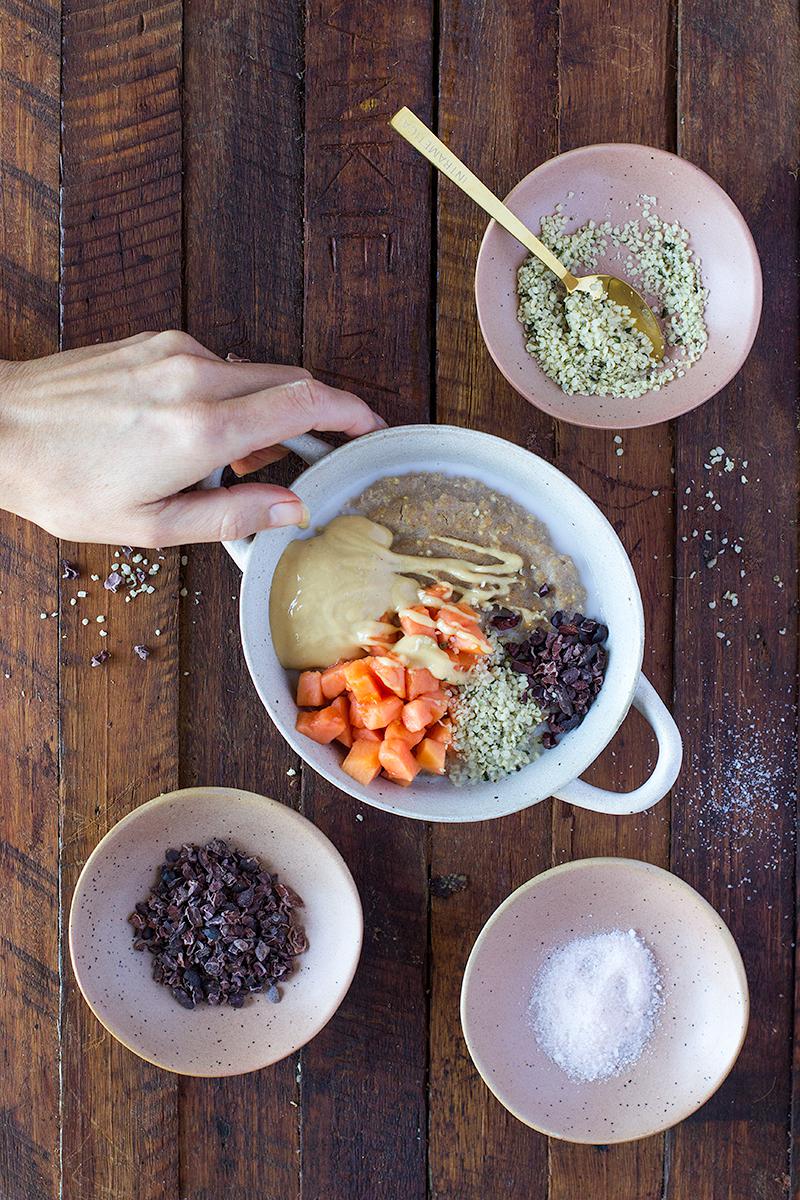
xmin=178 ymin=3 xmax=305 ymax=1197
xmin=59 ymin=4 xmax=183 ymax=1198
xmin=548 ymin=2 xmax=677 ymax=1194
xmin=300 ymin=3 xmax=433 ymax=1195
xmin=669 ymin=1 xmax=798 ymax=1198
xmin=0 ymin=8 xmax=61 ymax=1198
xmin=430 ymin=3 xmax=559 ymax=1196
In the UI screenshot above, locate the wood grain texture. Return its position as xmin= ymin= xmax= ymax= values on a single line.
xmin=669 ymin=1 xmax=798 ymax=1198
xmin=179 ymin=3 xmax=305 ymax=1196
xmin=0 ymin=7 xmax=61 ymax=1198
xmin=430 ymin=2 xmax=559 ymax=1196
xmin=300 ymin=2 xmax=433 ymax=1195
xmin=58 ymin=4 xmax=183 ymax=1198
xmin=549 ymin=2 xmax=677 ymax=1194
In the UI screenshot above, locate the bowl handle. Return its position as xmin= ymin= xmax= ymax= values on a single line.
xmin=199 ymin=434 xmax=334 ymax=571
xmin=552 ymin=673 xmax=682 ymax=816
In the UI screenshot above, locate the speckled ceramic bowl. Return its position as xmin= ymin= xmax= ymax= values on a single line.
xmin=475 ymin=143 xmax=762 ymax=428
xmin=461 ymin=858 xmax=748 ymax=1143
xmin=69 ymin=787 xmax=363 ymax=1076
xmin=206 ymin=425 xmax=682 ymax=823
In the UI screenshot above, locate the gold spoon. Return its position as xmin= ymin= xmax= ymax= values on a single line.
xmin=390 ymin=107 xmax=665 ymax=361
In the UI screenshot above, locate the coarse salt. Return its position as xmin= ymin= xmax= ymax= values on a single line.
xmin=529 ymin=929 xmax=663 ymax=1082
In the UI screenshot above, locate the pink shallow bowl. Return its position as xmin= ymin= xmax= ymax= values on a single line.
xmin=461 ymin=858 xmax=749 ymax=1143
xmin=69 ymin=787 xmax=363 ymax=1076
xmin=475 ymin=143 xmax=762 ymax=429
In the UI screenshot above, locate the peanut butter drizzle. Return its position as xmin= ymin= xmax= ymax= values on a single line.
xmin=269 ymin=515 xmax=523 ymax=671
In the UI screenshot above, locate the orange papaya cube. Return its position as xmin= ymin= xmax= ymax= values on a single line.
xmin=378 ymin=738 xmax=420 ymax=784
xmin=402 ymin=693 xmax=449 ymax=732
xmin=400 ymin=698 xmax=436 ymax=733
xmin=329 ymin=695 xmax=353 ymax=748
xmin=295 ymin=705 xmax=347 ymax=745
xmin=342 ymin=738 xmax=382 ymax=785
xmin=360 ymin=694 xmax=404 ymax=731
xmin=321 ymin=662 xmax=349 ymax=700
xmin=407 ymin=666 xmax=439 ymax=700
xmin=447 ymin=648 xmax=478 ymax=671
xmin=343 ymin=658 xmax=385 ymax=705
xmin=428 ymin=720 xmax=453 ymax=746
xmin=384 ymin=718 xmax=425 ymax=748
xmin=398 ymin=605 xmax=437 ymax=639
xmin=371 ymin=656 xmax=407 ymax=698
xmin=353 ymin=727 xmax=382 ymax=742
xmin=349 ymin=697 xmax=366 ymax=728
xmin=296 ymin=670 xmax=323 ymax=708
xmin=415 ymin=737 xmax=447 ymax=775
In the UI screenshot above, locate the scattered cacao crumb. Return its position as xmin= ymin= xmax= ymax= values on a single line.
xmin=429 ymin=873 xmax=469 ymax=899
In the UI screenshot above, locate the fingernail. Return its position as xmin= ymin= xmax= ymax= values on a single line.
xmin=268 ymin=500 xmax=310 ymax=529
xmin=373 ymin=413 xmax=388 ymax=428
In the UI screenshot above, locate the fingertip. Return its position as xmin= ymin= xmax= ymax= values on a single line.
xmin=265 ymin=499 xmax=310 ymax=530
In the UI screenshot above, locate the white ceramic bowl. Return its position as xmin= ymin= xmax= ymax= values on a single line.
xmin=69 ymin=787 xmax=363 ymax=1076
xmin=208 ymin=425 xmax=682 ymax=822
xmin=461 ymin=858 xmax=749 ymax=1143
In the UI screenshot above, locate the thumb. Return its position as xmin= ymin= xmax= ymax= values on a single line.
xmin=141 ymin=483 xmax=309 ymax=545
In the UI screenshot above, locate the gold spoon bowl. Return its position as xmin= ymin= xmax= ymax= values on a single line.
xmin=390 ymin=107 xmax=665 ymax=361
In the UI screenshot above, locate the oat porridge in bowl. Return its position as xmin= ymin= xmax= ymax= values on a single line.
xmin=205 ymin=425 xmax=682 ymax=822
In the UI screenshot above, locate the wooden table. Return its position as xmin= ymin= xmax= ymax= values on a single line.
xmin=1 ymin=1 xmax=797 ymax=1197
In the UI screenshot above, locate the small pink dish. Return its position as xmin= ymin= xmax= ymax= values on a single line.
xmin=461 ymin=858 xmax=748 ymax=1143
xmin=475 ymin=143 xmax=762 ymax=429
xmin=69 ymin=787 xmax=363 ymax=1076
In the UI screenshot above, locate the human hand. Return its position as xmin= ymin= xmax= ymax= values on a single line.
xmin=0 ymin=331 xmax=385 ymax=546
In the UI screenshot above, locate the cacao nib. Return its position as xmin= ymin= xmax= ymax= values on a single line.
xmin=501 ymin=610 xmax=609 ymax=747
xmin=129 ymin=839 xmax=307 ymax=1011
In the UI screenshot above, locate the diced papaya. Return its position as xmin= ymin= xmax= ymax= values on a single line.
xmin=407 ymin=666 xmax=439 ymax=700
xmin=416 ymin=737 xmax=447 ymax=775
xmin=399 ymin=605 xmax=437 ymax=639
xmin=321 ymin=662 xmax=348 ymax=700
xmin=342 ymin=738 xmax=382 ymax=785
xmin=296 ymin=670 xmax=323 ymax=708
xmin=360 ymin=694 xmax=404 ymax=730
xmin=436 ymin=607 xmax=492 ymax=654
xmin=371 ymin=656 xmax=407 ymax=698
xmin=343 ymin=658 xmax=385 ymax=705
xmin=349 ymin=697 xmax=366 ymax=728
xmin=378 ymin=738 xmax=420 ymax=784
xmin=385 ymin=718 xmax=425 ymax=748
xmin=447 ymin=648 xmax=478 ymax=671
xmin=382 ymin=773 xmax=413 ymax=787
xmin=353 ymin=727 xmax=381 ymax=742
xmin=428 ymin=720 xmax=453 ymax=746
xmin=295 ymin=705 xmax=347 ymax=745
xmin=329 ymin=695 xmax=353 ymax=748
xmin=401 ymin=694 xmax=449 ymax=732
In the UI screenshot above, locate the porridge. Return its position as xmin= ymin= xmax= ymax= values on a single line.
xmin=269 ymin=472 xmax=608 ymax=790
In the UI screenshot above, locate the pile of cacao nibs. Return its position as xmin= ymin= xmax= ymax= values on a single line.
xmin=129 ymin=838 xmax=308 ymax=1010
xmin=491 ymin=609 xmax=609 ymax=748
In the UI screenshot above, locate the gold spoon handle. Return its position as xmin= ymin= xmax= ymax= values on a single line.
xmin=390 ymin=107 xmax=578 ymax=290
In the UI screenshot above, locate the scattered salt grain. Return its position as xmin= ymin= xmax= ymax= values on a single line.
xmin=529 ymin=929 xmax=663 ymax=1082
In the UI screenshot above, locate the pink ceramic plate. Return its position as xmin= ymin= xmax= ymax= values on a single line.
xmin=69 ymin=787 xmax=363 ymax=1076
xmin=475 ymin=143 xmax=762 ymax=429
xmin=461 ymin=858 xmax=749 ymax=1143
